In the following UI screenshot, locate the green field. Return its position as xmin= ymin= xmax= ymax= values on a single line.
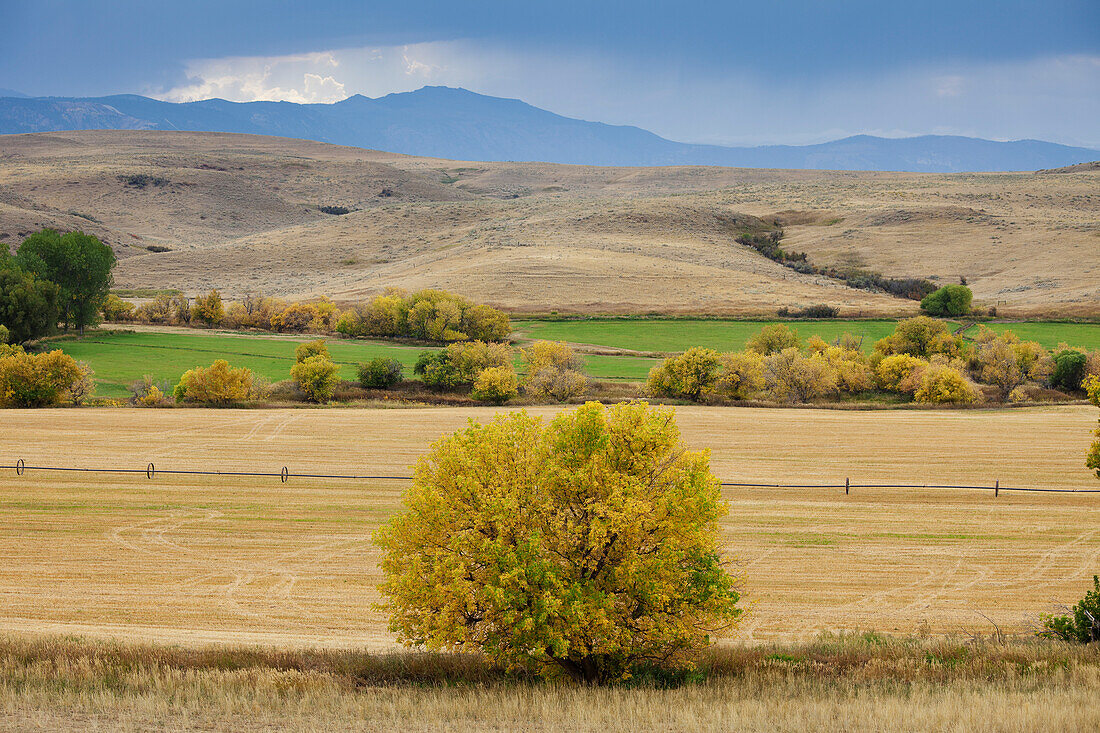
xmin=51 ymin=331 xmax=428 ymax=398
xmin=980 ymin=322 xmax=1100 ymax=351
xmin=50 ymin=330 xmax=660 ymax=397
xmin=514 ymin=318 xmax=1100 ymax=355
xmin=44 ymin=319 xmax=1100 ymax=398
xmin=513 ymin=319 xmax=907 ymax=353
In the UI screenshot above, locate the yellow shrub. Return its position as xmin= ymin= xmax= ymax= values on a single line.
xmin=746 ymin=324 xmax=801 ymax=355
xmin=291 ymin=355 xmax=340 ymax=402
xmin=646 ymin=347 xmax=721 ymax=400
xmin=0 ymin=349 xmax=87 ymax=407
xmin=762 ymin=348 xmax=838 ymax=403
xmin=876 ymin=354 xmax=927 ymax=393
xmin=190 ymin=290 xmax=225 ymax=326
xmin=271 ymin=302 xmax=319 ymax=332
xmin=295 ymin=339 xmax=330 ymax=363
xmin=173 ymin=359 xmax=255 ymax=404
xmin=522 ymin=341 xmax=588 ymax=402
xmin=912 ymin=363 xmax=980 ymax=404
xmin=470 ymin=365 xmax=519 ymax=404
xmin=713 ymin=351 xmax=765 ymax=400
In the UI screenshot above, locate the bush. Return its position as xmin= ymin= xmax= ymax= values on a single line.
xmin=821 ymin=346 xmax=874 ymax=394
xmin=912 ymin=363 xmax=980 ymax=404
xmin=646 ymin=347 xmax=721 ymax=400
xmin=375 ymin=402 xmax=742 ymax=683
xmin=470 ymin=365 xmax=519 ymax=404
xmin=1052 ymin=350 xmax=1088 ymax=392
xmin=920 ymin=285 xmax=972 ymax=317
xmin=0 ymin=349 xmax=88 ymax=407
xmin=318 ymin=205 xmax=351 ymax=215
xmin=522 ymin=341 xmax=588 ymax=402
xmin=712 ymin=351 xmax=765 ymax=400
xmin=128 ymin=375 xmax=172 ymax=406
xmin=190 ymin=290 xmax=225 ymax=326
xmin=0 ymin=325 xmax=7 ymax=344
xmin=969 ymin=328 xmax=1053 ymax=400
xmin=172 ymin=360 xmax=255 ymax=404
xmin=291 ymin=355 xmax=340 ymax=402
xmin=762 ymin=348 xmax=838 ymax=403
xmin=295 ymin=339 xmax=330 ymax=364
xmin=779 ymin=304 xmax=838 ymax=318
xmin=357 ymin=358 xmax=404 ymax=389
xmin=101 ymin=293 xmax=135 ymax=322
xmin=272 ymin=302 xmax=319 ymax=332
xmin=415 ymin=341 xmax=512 ymax=390
xmin=874 ymin=317 xmax=960 ymax=359
xmin=1039 ymin=575 xmax=1100 ymax=644
xmin=746 ymin=324 xmax=801 ymax=355
xmin=876 ymin=354 xmax=927 ymax=393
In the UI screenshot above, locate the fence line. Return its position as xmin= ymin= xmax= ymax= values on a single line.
xmin=2 ymin=461 xmax=1099 ymax=494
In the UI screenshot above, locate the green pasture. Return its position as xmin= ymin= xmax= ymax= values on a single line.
xmin=50 ymin=330 xmax=660 ymax=397
xmin=978 ymin=322 xmax=1100 ymax=352
xmin=50 ymin=331 xmax=427 ymax=398
xmin=43 ymin=319 xmax=1100 ymax=399
xmin=512 ymin=319 xmax=904 ymax=353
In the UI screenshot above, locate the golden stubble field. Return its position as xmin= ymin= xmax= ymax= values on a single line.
xmin=0 ymin=404 xmax=1097 ymax=651
xmin=1 ymin=130 xmax=1097 ymax=315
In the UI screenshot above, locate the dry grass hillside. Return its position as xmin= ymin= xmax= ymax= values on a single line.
xmin=1 ymin=131 xmax=1097 ymax=315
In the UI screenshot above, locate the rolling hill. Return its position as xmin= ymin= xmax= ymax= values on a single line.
xmin=0 ymin=130 xmax=1097 ymax=316
xmin=1 ymin=87 xmax=1097 ymax=173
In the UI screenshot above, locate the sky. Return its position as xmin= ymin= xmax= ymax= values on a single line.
xmin=1 ymin=1 xmax=1098 ymax=147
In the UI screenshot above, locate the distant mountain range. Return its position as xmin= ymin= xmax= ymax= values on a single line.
xmin=1 ymin=86 xmax=1096 ymax=172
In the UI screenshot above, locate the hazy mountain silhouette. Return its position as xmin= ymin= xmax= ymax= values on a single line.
xmin=1 ymin=86 xmax=1096 ymax=172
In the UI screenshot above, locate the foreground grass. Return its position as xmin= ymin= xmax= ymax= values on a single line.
xmin=1 ymin=634 xmax=1097 ymax=732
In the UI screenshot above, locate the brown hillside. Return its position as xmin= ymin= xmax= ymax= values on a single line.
xmin=1 ymin=130 xmax=1096 ymax=316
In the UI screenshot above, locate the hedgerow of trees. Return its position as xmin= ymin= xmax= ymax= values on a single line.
xmin=112 ymin=287 xmax=512 ymax=344
xmin=641 ymin=317 xmax=1089 ymax=406
xmin=375 ymin=402 xmax=742 ymax=683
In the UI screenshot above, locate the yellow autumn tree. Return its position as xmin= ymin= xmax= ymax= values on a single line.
xmin=173 ymin=359 xmax=255 ymax=404
xmin=375 ymin=401 xmax=742 ymax=683
xmin=1086 ymin=377 xmax=1100 ymax=479
xmin=522 ymin=340 xmax=589 ymax=402
xmin=646 ymin=347 xmax=721 ymax=400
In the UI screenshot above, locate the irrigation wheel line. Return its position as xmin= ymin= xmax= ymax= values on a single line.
xmin=2 ymin=462 xmax=1100 ymax=493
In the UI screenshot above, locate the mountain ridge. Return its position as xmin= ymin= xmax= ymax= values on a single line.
xmin=0 ymin=86 xmax=1097 ymax=172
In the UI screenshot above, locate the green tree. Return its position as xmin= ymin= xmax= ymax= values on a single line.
xmin=920 ymin=284 xmax=972 ymax=317
xmin=357 ymin=357 xmax=404 ymax=389
xmin=1052 ymin=350 xmax=1088 ymax=392
xmin=375 ymin=402 xmax=742 ymax=684
xmin=1039 ymin=575 xmax=1100 ymax=644
xmin=15 ymin=229 xmax=116 ymax=334
xmin=0 ymin=265 xmax=61 ymax=344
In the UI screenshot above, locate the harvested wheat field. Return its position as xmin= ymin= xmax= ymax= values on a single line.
xmin=0 ymin=405 xmax=1097 ymax=649
xmin=2 ymin=131 xmax=1097 ymax=315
